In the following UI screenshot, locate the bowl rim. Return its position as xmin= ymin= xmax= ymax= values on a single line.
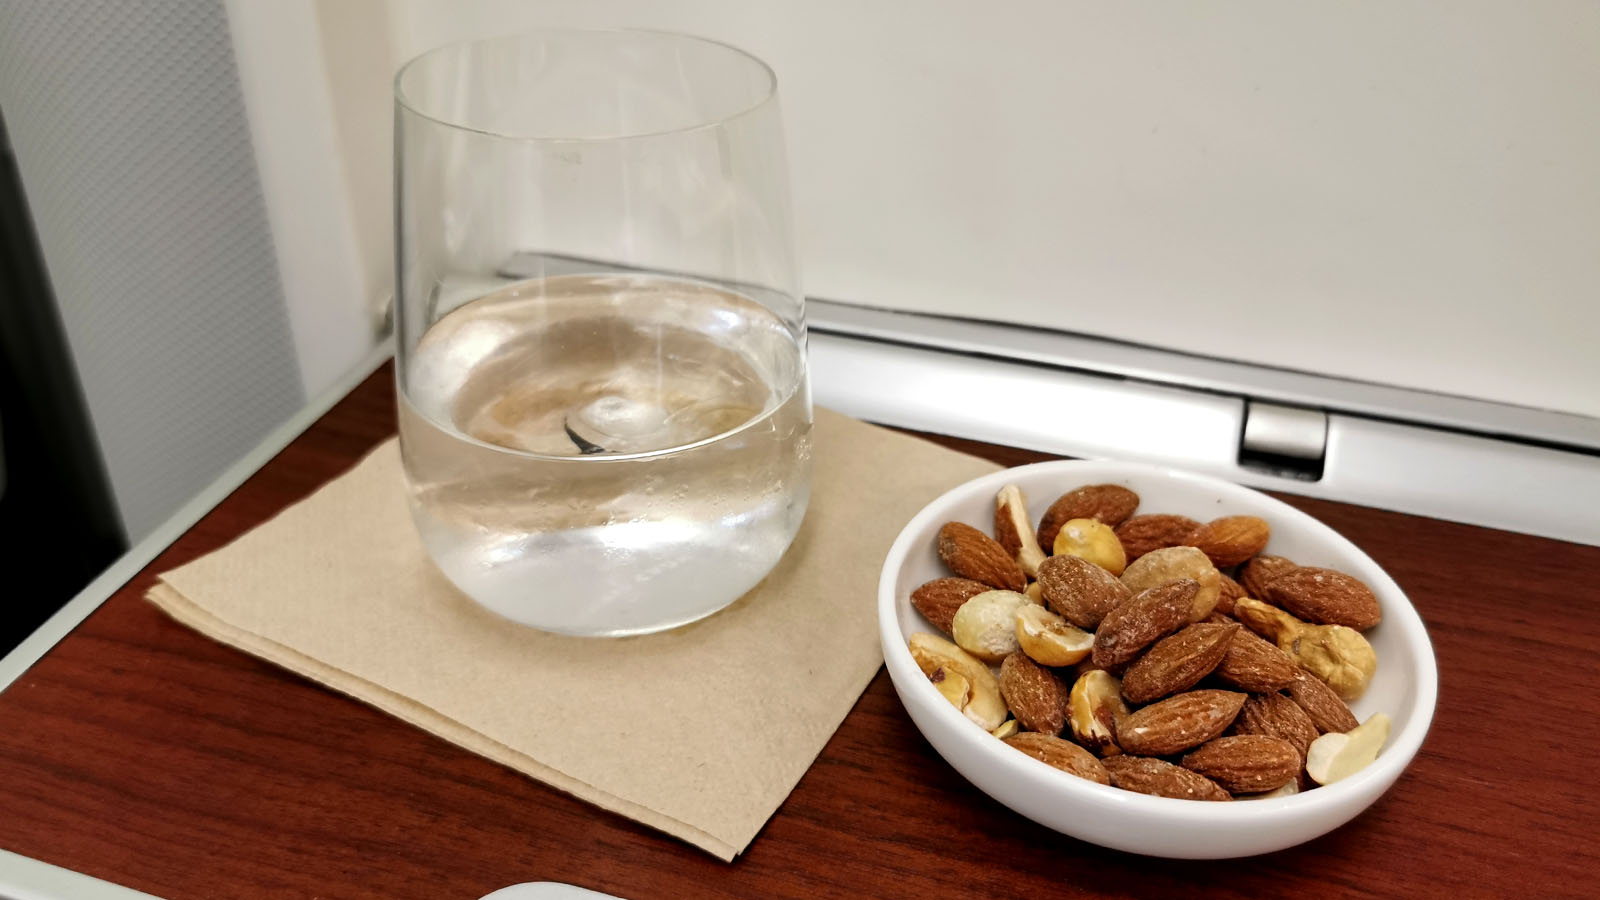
xmin=878 ymin=458 xmax=1438 ymax=825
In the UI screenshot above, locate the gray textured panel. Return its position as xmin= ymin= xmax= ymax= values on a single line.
xmin=0 ymin=0 xmax=305 ymax=539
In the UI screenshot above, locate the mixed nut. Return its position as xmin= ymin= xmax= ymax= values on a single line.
xmin=907 ymin=483 xmax=1392 ymax=800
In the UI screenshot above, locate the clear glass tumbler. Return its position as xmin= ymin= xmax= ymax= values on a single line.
xmin=394 ymin=30 xmax=812 ymax=636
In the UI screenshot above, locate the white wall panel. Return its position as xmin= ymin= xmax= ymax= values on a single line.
xmin=224 ymin=0 xmax=382 ymax=393
xmin=384 ymin=0 xmax=1600 ymax=418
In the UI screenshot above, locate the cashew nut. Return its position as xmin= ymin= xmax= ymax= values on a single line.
xmin=996 ymin=484 xmax=1048 ymax=577
xmin=1305 ymin=713 xmax=1391 ymax=785
xmin=1015 ymin=604 xmax=1094 ymax=666
xmin=928 ymin=666 xmax=971 ymax=711
xmin=951 ymin=590 xmax=1030 ymax=663
xmin=1234 ymin=598 xmax=1377 ymax=699
xmin=908 ymin=633 xmax=1009 ymax=730
xmin=1052 ymin=518 xmax=1127 ymax=575
xmin=1068 ymin=669 xmax=1129 ymax=756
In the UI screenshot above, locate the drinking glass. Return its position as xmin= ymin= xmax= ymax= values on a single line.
xmin=394 ymin=30 xmax=812 ymax=636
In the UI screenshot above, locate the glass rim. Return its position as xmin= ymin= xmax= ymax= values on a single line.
xmin=393 ymin=27 xmax=779 ymax=143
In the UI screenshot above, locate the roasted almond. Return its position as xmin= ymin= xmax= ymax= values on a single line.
xmin=1115 ymin=689 xmax=1246 ymax=756
xmin=910 ymin=577 xmax=991 ymax=635
xmin=1113 ymin=514 xmax=1199 ymax=561
xmin=1091 ymin=580 xmax=1197 ymax=668
xmin=1038 ymin=484 xmax=1140 ymax=549
xmin=1004 ymin=732 xmax=1111 ymax=785
xmin=1120 ymin=622 xmax=1239 ymax=704
xmin=1241 ymin=780 xmax=1300 ymax=800
xmin=1103 ymin=755 xmax=1232 ymax=801
xmin=1036 ymin=554 xmax=1131 ymax=629
xmin=1238 ymin=554 xmax=1298 ymax=600
xmin=1072 ymin=655 xmax=1120 ymax=680
xmin=1188 ymin=515 xmax=1271 ymax=568
xmin=994 ymin=485 xmax=1046 ymax=577
xmin=1286 ymin=669 xmax=1360 ymax=734
xmin=1266 ymin=567 xmax=1382 ymax=631
xmin=937 ymin=521 xmax=1026 ymax=592
xmin=1120 ymin=546 xmax=1222 ymax=622
xmin=1181 ymin=735 xmax=1300 ymax=794
xmin=999 ymin=652 xmax=1070 ymax=736
xmin=1213 ymin=626 xmax=1300 ymax=693
xmin=1230 ymin=692 xmax=1319 ymax=760
xmin=1215 ymin=573 xmax=1245 ymax=615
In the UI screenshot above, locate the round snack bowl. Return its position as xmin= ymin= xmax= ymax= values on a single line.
xmin=878 ymin=460 xmax=1437 ymax=859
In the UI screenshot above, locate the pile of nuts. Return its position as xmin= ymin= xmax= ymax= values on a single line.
xmin=907 ymin=483 xmax=1392 ymax=800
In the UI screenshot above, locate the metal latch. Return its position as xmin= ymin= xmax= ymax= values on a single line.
xmin=1239 ymin=401 xmax=1328 ymax=481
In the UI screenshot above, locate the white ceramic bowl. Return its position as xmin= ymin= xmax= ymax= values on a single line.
xmin=878 ymin=460 xmax=1437 ymax=858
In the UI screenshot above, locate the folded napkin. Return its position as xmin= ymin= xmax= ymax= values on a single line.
xmin=148 ymin=407 xmax=998 ymax=859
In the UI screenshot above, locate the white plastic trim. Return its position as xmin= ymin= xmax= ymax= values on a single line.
xmin=221 ymin=0 xmax=379 ymax=396
xmin=809 ymin=331 xmax=1600 ymax=546
xmin=0 ymin=850 xmax=166 ymax=900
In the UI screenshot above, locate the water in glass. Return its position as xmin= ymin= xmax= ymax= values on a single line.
xmin=398 ymin=274 xmax=812 ymax=635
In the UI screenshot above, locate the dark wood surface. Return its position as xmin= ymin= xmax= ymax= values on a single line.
xmin=1 ymin=362 xmax=1595 ymax=899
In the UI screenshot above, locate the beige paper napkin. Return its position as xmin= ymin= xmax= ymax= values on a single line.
xmin=148 ymin=407 xmax=998 ymax=860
